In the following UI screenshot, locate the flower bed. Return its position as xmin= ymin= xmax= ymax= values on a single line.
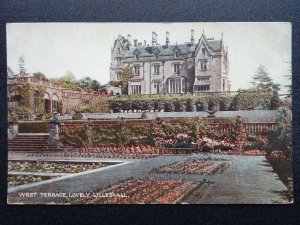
xmin=266 ymin=150 xmax=293 ymax=202
xmin=27 ymin=145 xmax=159 ymax=159
xmin=80 ymin=145 xmax=159 ymax=156
xmin=8 ymin=161 xmax=111 ymax=174
xmin=77 ymin=177 xmax=202 ymax=204
xmin=8 ymin=175 xmax=58 ymax=187
xmin=213 ymin=149 xmax=267 ymax=156
xmin=152 ymin=160 xmax=229 ymax=175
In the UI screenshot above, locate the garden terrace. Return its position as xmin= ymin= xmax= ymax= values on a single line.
xmin=76 ymin=177 xmax=204 ymax=204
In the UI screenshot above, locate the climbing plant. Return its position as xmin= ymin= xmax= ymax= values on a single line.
xmin=14 ymin=83 xmax=35 ymax=115
xmin=36 ymin=84 xmax=46 ymax=114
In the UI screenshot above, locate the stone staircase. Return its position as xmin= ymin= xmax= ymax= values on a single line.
xmin=8 ymin=133 xmax=70 ymax=152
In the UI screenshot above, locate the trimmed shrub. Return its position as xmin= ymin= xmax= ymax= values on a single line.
xmin=72 ymin=113 xmax=83 ymax=120
xmin=75 ymin=89 xmax=274 ymax=113
xmin=232 ymin=88 xmax=272 ymax=110
xmin=18 ymin=122 xmax=49 ymax=133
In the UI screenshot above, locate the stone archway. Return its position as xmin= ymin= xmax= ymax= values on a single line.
xmin=52 ymin=94 xmax=59 ymax=113
xmin=44 ymin=92 xmax=51 ymax=113
xmin=9 ymin=89 xmax=20 ymax=107
xmin=34 ymin=90 xmax=39 ymax=113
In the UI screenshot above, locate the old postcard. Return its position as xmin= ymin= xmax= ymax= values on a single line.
xmin=7 ymin=22 xmax=292 ymax=204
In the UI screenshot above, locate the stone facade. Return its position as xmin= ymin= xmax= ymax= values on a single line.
xmin=110 ymin=30 xmax=230 ymax=95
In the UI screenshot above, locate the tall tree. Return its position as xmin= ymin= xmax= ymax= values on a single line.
xmin=7 ymin=67 xmax=15 ymax=77
xmin=33 ymin=72 xmax=48 ymax=80
xmin=77 ymin=76 xmax=100 ymax=91
xmin=284 ymin=66 xmax=292 ymax=98
xmin=18 ymin=56 xmax=26 ymax=76
xmin=77 ymin=76 xmax=92 ymax=90
xmin=90 ymin=79 xmax=100 ymax=91
xmin=270 ymin=90 xmax=280 ymax=110
xmin=251 ymin=65 xmax=280 ymax=91
xmin=60 ymin=71 xmax=76 ymax=84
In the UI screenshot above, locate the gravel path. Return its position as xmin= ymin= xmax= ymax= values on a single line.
xmin=198 ymin=155 xmax=289 ymax=204
xmin=7 ymin=153 xmax=290 ymax=204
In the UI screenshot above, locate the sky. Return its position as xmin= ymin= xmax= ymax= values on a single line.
xmin=7 ymin=22 xmax=291 ymax=93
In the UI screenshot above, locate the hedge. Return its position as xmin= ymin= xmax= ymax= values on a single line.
xmin=18 ymin=122 xmax=49 ymax=133
xmin=76 ymin=88 xmax=273 ymax=113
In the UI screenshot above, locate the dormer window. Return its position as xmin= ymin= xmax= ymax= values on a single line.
xmin=117 ymin=47 xmax=121 ymax=53
xmin=202 ymin=48 xmax=205 ymax=55
xmin=135 ymin=54 xmax=139 ymax=60
xmin=155 ymin=52 xmax=159 ymax=59
xmin=174 ymin=51 xmax=179 ymax=58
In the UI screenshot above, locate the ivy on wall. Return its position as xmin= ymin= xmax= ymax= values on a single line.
xmin=12 ymin=83 xmax=49 ymax=115
xmin=14 ymin=83 xmax=35 ymax=115
xmin=36 ymin=84 xmax=46 ymax=114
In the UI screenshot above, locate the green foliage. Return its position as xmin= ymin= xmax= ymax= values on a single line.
xmin=270 ymin=90 xmax=280 ymax=110
xmin=50 ymin=71 xmax=82 ymax=91
xmin=232 ymin=88 xmax=272 ymax=110
xmin=76 ymin=98 xmax=109 ymax=113
xmin=268 ymin=110 xmax=292 ymax=159
xmin=13 ymin=83 xmax=34 ymax=115
xmin=60 ymin=123 xmax=101 ymax=150
xmin=60 ymin=122 xmax=152 ymax=147
xmin=18 ymin=122 xmax=49 ymax=133
xmin=57 ymin=100 xmax=63 ymax=114
xmin=251 ymin=65 xmax=281 ymax=91
xmin=75 ymin=88 xmax=275 ymax=113
xmin=109 ymin=80 xmax=122 ymax=87
xmin=77 ymin=76 xmax=100 ymax=91
xmin=36 ymin=85 xmax=46 ymax=114
xmin=121 ymin=66 xmax=133 ymax=94
xmin=7 ymin=66 xmax=15 ymax=77
xmin=72 ymin=113 xmax=83 ymax=120
xmin=233 ymin=116 xmax=247 ymax=150
xmin=33 ymin=72 xmax=48 ymax=81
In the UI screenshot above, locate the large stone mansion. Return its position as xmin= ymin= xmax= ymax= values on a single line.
xmin=110 ymin=30 xmax=230 ymax=95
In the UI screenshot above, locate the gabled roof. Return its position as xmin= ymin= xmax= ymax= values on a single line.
xmin=125 ymin=44 xmax=196 ymax=57
xmin=133 ymin=48 xmax=141 ymax=55
xmin=195 ymin=33 xmax=222 ymax=56
xmin=172 ymin=45 xmax=181 ymax=52
xmin=207 ymin=40 xmax=222 ymax=52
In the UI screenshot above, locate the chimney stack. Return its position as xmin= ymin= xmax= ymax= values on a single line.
xmin=166 ymin=31 xmax=170 ymax=46
xmin=127 ymin=34 xmax=132 ymax=47
xmin=152 ymin=31 xmax=158 ymax=47
xmin=191 ymin=29 xmax=195 ymax=45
